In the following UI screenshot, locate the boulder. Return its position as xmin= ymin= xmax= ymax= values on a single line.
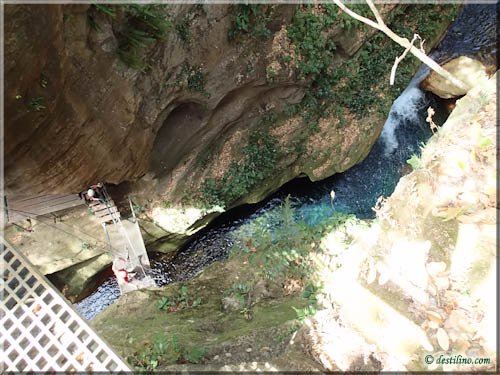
xmin=420 ymin=56 xmax=490 ymax=98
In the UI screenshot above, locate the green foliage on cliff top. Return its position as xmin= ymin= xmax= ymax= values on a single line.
xmin=287 ymin=3 xmax=460 ymax=123
xmin=288 ymin=4 xmax=371 ymax=78
xmin=117 ymin=5 xmax=172 ymax=70
xmin=228 ymin=4 xmax=272 ymax=41
xmin=287 ymin=5 xmax=338 ymax=77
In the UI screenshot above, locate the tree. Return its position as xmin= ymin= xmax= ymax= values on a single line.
xmin=332 ymin=0 xmax=467 ymax=91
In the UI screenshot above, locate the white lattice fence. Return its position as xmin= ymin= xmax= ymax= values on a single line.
xmin=1 ymin=239 xmax=130 ymax=372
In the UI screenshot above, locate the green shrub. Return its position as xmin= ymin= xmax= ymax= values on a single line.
xmin=129 ymin=335 xmax=169 ymax=371
xmin=224 ymin=282 xmax=251 ymax=306
xmin=175 ymin=17 xmax=191 ymax=45
xmin=201 ymin=130 xmax=279 ymax=207
xmin=285 ymin=3 xmax=460 ymax=125
xmin=183 ymin=346 xmax=206 ymax=364
xmin=93 ymin=4 xmax=116 ymax=17
xmin=233 ymin=197 xmax=314 ymax=281
xmin=184 ymin=65 xmax=209 ymax=96
xmin=129 ymin=334 xmax=206 ymax=369
xmin=127 ymin=4 xmax=171 ymax=39
xmin=157 ymin=285 xmax=202 ymax=312
xmin=28 ymin=96 xmax=45 ymax=112
xmin=117 ymin=5 xmax=172 ymax=70
xmin=169 ymin=63 xmax=210 ymax=96
xmin=302 ymin=283 xmax=320 ymax=303
xmin=228 ymin=4 xmax=271 ymax=41
xmin=287 ymin=5 xmax=338 ymax=77
xmin=292 ymin=305 xmax=317 ymax=322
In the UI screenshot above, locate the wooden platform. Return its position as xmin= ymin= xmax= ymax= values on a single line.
xmin=5 ymin=195 xmax=85 ymax=223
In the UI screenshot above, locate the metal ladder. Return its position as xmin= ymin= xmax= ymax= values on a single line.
xmin=88 ymin=200 xmax=121 ymax=226
xmin=88 ymin=187 xmax=155 ymax=293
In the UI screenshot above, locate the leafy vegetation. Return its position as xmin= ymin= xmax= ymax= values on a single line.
xmin=224 ymin=282 xmax=251 ymax=306
xmin=39 ymin=73 xmax=48 ymax=88
xmin=129 ymin=334 xmax=206 ymax=370
xmin=228 ymin=4 xmax=272 ymax=41
xmin=129 ymin=335 xmax=169 ymax=371
xmin=406 ymin=154 xmax=422 ymax=170
xmin=28 ymin=96 xmax=45 ymax=112
xmin=232 ymin=196 xmax=357 ymax=283
xmin=93 ymin=4 xmax=116 ymax=18
xmin=132 ymin=202 xmax=145 ymax=214
xmin=201 ymin=129 xmax=279 ymax=207
xmin=284 ymin=3 xmax=460 ymax=130
xmin=292 ymin=304 xmax=317 ymax=322
xmin=175 ymin=16 xmax=191 ymax=45
xmin=302 ymin=283 xmax=320 ymax=304
xmin=182 ymin=346 xmax=206 ymax=364
xmin=287 ymin=5 xmax=340 ymax=77
xmin=118 ymin=29 xmax=156 ymax=70
xmin=116 ymin=5 xmax=172 ymax=70
xmin=157 ymin=285 xmax=202 ymax=313
xmin=168 ymin=63 xmax=210 ymax=96
xmin=234 ymin=198 xmax=310 ymax=281
xmin=184 ymin=64 xmax=209 ymax=96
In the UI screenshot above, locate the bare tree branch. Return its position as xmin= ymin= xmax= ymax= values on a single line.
xmin=332 ymin=0 xmax=381 ymax=31
xmin=426 ymin=107 xmax=438 ymax=134
xmin=332 ymin=0 xmax=468 ymax=92
xmin=390 ymin=34 xmax=423 ymax=85
xmin=366 ymin=0 xmax=385 ymax=26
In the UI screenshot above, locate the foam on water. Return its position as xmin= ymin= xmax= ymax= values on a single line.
xmin=380 ymin=66 xmax=430 ymax=155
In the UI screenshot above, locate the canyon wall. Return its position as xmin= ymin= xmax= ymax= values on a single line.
xmin=5 ymin=4 xmax=457 ymax=209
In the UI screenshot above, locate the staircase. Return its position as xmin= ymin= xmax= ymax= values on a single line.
xmin=88 ymin=200 xmax=120 ymax=225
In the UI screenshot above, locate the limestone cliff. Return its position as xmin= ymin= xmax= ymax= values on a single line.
xmin=5 ymin=4 xmax=457 ymax=209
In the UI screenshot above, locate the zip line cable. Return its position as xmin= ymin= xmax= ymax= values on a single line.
xmin=9 ymin=206 xmax=150 ymax=280
xmin=7 ymin=207 xmax=122 ymax=255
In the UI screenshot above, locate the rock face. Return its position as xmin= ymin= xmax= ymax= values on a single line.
xmin=420 ymin=56 xmax=491 ymax=98
xmin=5 ymin=4 xmax=456 ymax=209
